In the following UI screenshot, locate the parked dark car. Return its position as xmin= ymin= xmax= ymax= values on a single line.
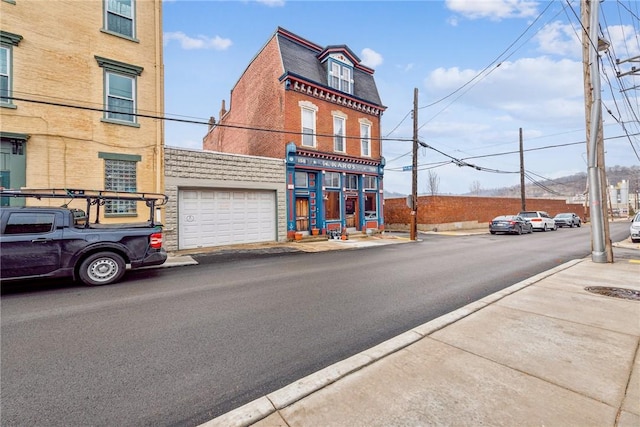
xmin=553 ymin=212 xmax=582 ymax=228
xmin=0 ymin=189 xmax=168 ymax=286
xmin=489 ymin=215 xmax=533 ymax=235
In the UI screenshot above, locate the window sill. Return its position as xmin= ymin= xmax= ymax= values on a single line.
xmin=100 ymin=29 xmax=139 ymax=43
xmin=101 ymin=118 xmax=140 ymax=128
xmin=0 ymin=102 xmax=17 ymax=109
xmin=105 ymin=213 xmax=138 ymax=218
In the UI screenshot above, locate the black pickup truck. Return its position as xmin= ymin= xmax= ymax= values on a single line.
xmin=0 ymin=189 xmax=168 ymax=286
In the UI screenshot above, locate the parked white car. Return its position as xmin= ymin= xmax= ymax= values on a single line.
xmin=518 ymin=211 xmax=557 ymax=231
xmin=630 ymin=212 xmax=640 ymax=243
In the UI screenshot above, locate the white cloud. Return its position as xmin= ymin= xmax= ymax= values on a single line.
xmin=445 ymin=0 xmax=538 ymax=21
xmin=424 ymin=56 xmax=584 ymax=125
xmin=164 ymin=32 xmax=232 ymax=50
xmin=606 ymin=24 xmax=640 ymax=57
xmin=534 ymin=21 xmax=582 ymax=57
xmin=361 ymin=48 xmax=383 ymax=68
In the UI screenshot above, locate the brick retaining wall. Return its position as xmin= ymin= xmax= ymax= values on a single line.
xmin=384 ymin=195 xmax=588 ymax=231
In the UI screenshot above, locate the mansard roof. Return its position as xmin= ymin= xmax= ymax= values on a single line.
xmin=275 ymin=27 xmax=384 ymax=108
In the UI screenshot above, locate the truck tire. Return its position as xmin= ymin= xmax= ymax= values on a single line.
xmin=78 ymin=252 xmax=126 ymax=286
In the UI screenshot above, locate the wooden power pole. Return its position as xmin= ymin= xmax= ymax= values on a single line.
xmin=519 ymin=128 xmax=525 ymax=211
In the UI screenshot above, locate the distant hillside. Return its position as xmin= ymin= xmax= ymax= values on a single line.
xmin=478 ymin=165 xmax=639 ymax=199
xmin=384 ymin=165 xmax=640 ymax=199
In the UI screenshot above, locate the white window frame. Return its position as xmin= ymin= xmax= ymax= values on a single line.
xmin=360 ymin=121 xmax=371 ymax=157
xmin=328 ymin=61 xmax=353 ymax=94
xmin=0 ymin=45 xmax=11 ymax=107
xmin=330 ymin=63 xmax=340 ymax=90
xmin=323 ymin=172 xmax=341 ymax=188
xmin=0 ymin=31 xmax=22 ymax=108
xmin=340 ymin=66 xmax=351 ymax=94
xmin=104 ymin=0 xmax=136 ymax=40
xmin=333 ymin=115 xmax=346 ymax=153
xmin=294 ymin=171 xmax=308 ymax=188
xmin=106 ymin=71 xmax=136 ymax=123
xmin=364 ymin=175 xmax=377 ymax=190
xmin=300 ymin=103 xmax=317 ymax=147
xmin=345 ymin=174 xmax=358 ymax=190
xmin=96 ymin=56 xmax=143 ymax=126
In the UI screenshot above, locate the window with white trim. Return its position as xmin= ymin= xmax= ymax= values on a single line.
xmin=301 ymin=107 xmax=315 ymax=147
xmin=364 ymin=175 xmax=377 ymax=190
xmin=329 ymin=61 xmax=352 ymax=94
xmin=295 ymin=171 xmax=308 ymax=188
xmin=96 ymin=56 xmax=143 ymax=125
xmin=0 ymin=31 xmax=22 ymax=108
xmin=323 ymin=172 xmax=340 ymax=188
xmin=346 ymin=174 xmax=358 ymax=190
xmin=0 ymin=46 xmax=10 ymax=106
xmin=105 ymin=0 xmax=135 ymax=39
xmin=333 ymin=115 xmax=346 ymax=153
xmin=360 ymin=122 xmax=371 ymax=157
xmin=365 ymin=193 xmax=377 ymax=218
xmin=107 ymin=72 xmax=135 ymax=122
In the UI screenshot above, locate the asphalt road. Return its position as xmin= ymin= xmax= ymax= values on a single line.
xmin=0 ymin=222 xmax=632 ymax=426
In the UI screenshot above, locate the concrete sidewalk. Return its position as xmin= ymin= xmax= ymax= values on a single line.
xmin=203 ymin=244 xmax=640 ymax=427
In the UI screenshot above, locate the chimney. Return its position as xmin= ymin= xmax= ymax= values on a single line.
xmin=219 ymin=99 xmax=227 ymax=119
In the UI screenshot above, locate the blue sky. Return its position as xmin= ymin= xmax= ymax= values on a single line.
xmin=162 ymin=0 xmax=640 ymax=195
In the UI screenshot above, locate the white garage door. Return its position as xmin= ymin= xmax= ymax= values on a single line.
xmin=179 ymin=189 xmax=276 ymax=249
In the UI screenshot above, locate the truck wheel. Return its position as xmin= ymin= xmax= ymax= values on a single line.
xmin=79 ymin=252 xmax=126 ymax=286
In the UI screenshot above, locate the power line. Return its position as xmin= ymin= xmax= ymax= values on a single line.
xmin=2 ymin=95 xmax=413 ymax=144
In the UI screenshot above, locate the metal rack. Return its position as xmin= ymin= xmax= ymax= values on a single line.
xmin=0 ymin=188 xmax=168 ymax=227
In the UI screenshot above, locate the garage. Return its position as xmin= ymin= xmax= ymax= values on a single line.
xmin=178 ymin=189 xmax=276 ymax=249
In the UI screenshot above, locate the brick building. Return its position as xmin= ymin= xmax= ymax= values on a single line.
xmin=0 ymin=0 xmax=164 ymax=223
xmin=203 ymin=27 xmax=386 ymax=238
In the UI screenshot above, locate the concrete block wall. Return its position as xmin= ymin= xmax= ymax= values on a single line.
xmin=384 ymin=195 xmax=588 ymax=231
xmin=163 ymin=147 xmax=286 ymax=251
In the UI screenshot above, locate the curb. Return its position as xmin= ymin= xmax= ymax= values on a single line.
xmin=199 ymin=258 xmax=585 ymax=427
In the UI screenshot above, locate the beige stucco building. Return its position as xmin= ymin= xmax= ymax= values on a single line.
xmin=0 ymin=0 xmax=164 ymax=222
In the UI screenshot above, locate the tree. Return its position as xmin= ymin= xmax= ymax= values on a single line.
xmin=425 ymin=170 xmax=440 ymax=195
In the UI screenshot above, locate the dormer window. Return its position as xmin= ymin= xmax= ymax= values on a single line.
xmin=329 ymin=62 xmax=352 ymax=94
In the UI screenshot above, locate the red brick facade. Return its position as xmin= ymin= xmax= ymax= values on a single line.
xmin=203 ymin=36 xmax=286 ymax=156
xmin=384 ymin=195 xmax=588 ymax=230
xmin=202 ymin=29 xmax=382 ymax=160
xmin=202 ymin=28 xmax=387 ymax=236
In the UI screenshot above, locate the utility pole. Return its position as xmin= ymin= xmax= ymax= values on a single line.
xmin=581 ymin=0 xmax=613 ymax=263
xmin=410 ymin=88 xmax=418 ymax=241
xmin=519 ymin=128 xmax=525 ymax=211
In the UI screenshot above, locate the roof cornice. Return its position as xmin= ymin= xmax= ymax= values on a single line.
xmin=281 ymin=73 xmax=386 ymax=116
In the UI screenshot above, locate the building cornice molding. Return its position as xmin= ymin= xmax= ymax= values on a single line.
xmin=296 ymin=148 xmax=380 ymax=167
xmin=283 ymin=74 xmax=385 ymax=117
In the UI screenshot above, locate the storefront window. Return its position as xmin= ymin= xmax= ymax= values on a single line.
xmin=323 ymin=172 xmax=340 ymax=188
xmin=295 ymin=171 xmax=308 ymax=188
xmin=365 ymin=193 xmax=377 ymax=218
xmin=364 ymin=176 xmax=377 ymax=190
xmin=346 ymin=174 xmax=358 ymax=190
xmin=325 ymin=191 xmax=341 ymax=220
